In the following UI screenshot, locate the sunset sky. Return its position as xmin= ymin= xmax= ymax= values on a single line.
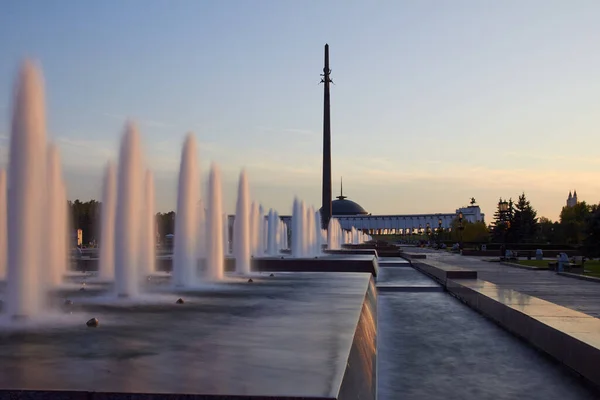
xmin=1 ymin=1 xmax=599 ymax=221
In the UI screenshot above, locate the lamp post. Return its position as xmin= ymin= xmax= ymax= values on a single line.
xmin=458 ymin=212 xmax=464 ymax=250
xmin=438 ymin=218 xmax=442 ymax=248
xmin=426 ymin=223 xmax=431 ymax=245
xmin=499 ymin=200 xmax=509 ymax=259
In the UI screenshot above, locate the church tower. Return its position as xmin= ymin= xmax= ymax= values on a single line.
xmin=566 ymin=190 xmax=578 ymax=208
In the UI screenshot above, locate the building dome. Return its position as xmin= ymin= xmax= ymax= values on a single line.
xmin=326 ymin=178 xmax=369 ymax=216
xmin=332 ymin=197 xmax=369 ymax=216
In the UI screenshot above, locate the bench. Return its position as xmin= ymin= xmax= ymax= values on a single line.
xmin=548 ymin=262 xmax=584 ymax=274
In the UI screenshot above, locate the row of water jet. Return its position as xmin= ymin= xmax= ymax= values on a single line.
xmin=3 ymin=62 xmax=70 ymax=319
xmin=327 ymin=218 xmax=343 ymax=250
xmin=326 ymin=218 xmax=372 ymax=250
xmin=290 ymin=198 xmax=323 ymax=258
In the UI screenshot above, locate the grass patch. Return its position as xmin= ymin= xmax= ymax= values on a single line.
xmin=518 ymin=259 xmax=600 ymax=278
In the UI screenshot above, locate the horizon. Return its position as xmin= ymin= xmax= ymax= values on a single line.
xmin=2 ymin=1 xmax=600 ymax=221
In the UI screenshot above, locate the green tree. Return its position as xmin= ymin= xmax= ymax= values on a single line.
xmin=69 ymin=199 xmax=100 ymax=245
xmin=450 ymin=218 xmax=489 ymax=243
xmin=511 ymin=193 xmax=538 ymax=243
xmin=559 ymin=201 xmax=591 ymax=244
xmin=156 ymin=211 xmax=176 ymax=240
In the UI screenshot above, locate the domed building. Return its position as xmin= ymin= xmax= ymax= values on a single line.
xmin=326 ymin=178 xmax=369 ymax=217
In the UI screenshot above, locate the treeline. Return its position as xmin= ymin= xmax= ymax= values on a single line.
xmin=489 ymin=193 xmax=600 ymax=256
xmin=69 ymin=199 xmax=176 ymax=246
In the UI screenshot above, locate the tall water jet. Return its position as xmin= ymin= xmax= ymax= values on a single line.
xmin=282 ymin=222 xmax=289 ymax=250
xmin=233 ymin=170 xmax=251 ymax=274
xmin=266 ymin=209 xmax=277 ymax=256
xmin=98 ymin=162 xmax=116 ymax=280
xmin=314 ymin=210 xmax=322 ymax=256
xmin=139 ymin=170 xmax=156 ymax=280
xmin=6 ymin=61 xmax=47 ymax=318
xmin=173 ymin=134 xmax=199 ymax=287
xmin=45 ymin=144 xmax=67 ymax=288
xmin=306 ymin=206 xmax=315 ymax=256
xmin=250 ymin=202 xmax=260 ymax=256
xmin=196 ymin=199 xmax=206 ymax=261
xmin=0 ymin=170 xmax=6 ymax=280
xmin=291 ymin=198 xmax=302 ymax=257
xmin=258 ymin=205 xmax=266 ymax=256
xmin=205 ymin=163 xmax=224 ymax=280
xmin=223 ymin=214 xmax=230 ymax=256
xmin=327 ymin=218 xmax=338 ymax=250
xmin=114 ymin=122 xmax=143 ymax=298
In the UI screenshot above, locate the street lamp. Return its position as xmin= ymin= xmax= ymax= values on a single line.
xmin=426 ymin=223 xmax=431 ymax=244
xmin=438 ymin=218 xmax=443 ymax=248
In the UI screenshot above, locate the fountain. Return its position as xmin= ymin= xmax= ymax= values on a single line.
xmin=233 ymin=170 xmax=251 ymax=275
xmin=6 ymin=61 xmax=48 ymax=318
xmin=223 ymin=213 xmax=230 ymax=256
xmin=114 ymin=122 xmax=143 ymax=298
xmin=0 ymin=60 xmax=377 ymax=312
xmin=196 ymin=199 xmax=206 ymax=261
xmin=45 ymin=144 xmax=68 ymax=288
xmin=0 ymin=169 xmax=6 ymax=281
xmin=139 ymin=170 xmax=156 ymax=279
xmin=258 ymin=205 xmax=266 ymax=257
xmin=0 ymin=59 xmax=381 ymax=400
xmin=172 ymin=134 xmax=199 ymax=287
xmin=206 ymin=163 xmax=224 ymax=280
xmin=313 ymin=210 xmax=322 ymax=256
xmin=266 ymin=209 xmax=276 ymax=256
xmin=250 ymin=201 xmax=259 ymax=257
xmin=98 ymin=161 xmax=116 ymax=280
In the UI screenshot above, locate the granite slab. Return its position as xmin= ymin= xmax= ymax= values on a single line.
xmin=446 ymin=278 xmax=600 ymax=389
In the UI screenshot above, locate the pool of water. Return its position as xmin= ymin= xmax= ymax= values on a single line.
xmin=378 ymin=291 xmax=598 ymax=399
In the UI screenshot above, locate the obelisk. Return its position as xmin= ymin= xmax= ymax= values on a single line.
xmin=321 ymin=44 xmax=332 ymax=229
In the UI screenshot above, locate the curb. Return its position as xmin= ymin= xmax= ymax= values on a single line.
xmin=557 ymin=271 xmax=600 ymax=284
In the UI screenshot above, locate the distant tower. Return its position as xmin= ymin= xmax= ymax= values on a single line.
xmin=567 ymin=190 xmax=578 ymax=208
xmin=321 ymin=43 xmax=333 ymax=229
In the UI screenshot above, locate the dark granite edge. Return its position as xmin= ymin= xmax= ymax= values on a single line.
xmin=401 ymin=253 xmax=427 ymax=260
xmin=0 ymin=390 xmax=337 ymax=400
xmin=376 ymin=286 xmax=443 ymax=293
xmin=411 ymin=261 xmax=477 ymax=286
xmin=335 ymin=277 xmax=377 ymax=400
xmin=445 ymin=278 xmax=600 ymax=389
xmin=557 ymin=272 xmax=600 ymax=283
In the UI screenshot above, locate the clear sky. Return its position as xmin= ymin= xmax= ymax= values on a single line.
xmin=1 ymin=1 xmax=599 ymax=221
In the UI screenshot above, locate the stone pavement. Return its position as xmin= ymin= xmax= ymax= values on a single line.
xmin=403 ymin=247 xmax=600 ymax=318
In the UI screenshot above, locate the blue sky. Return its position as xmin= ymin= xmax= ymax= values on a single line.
xmin=1 ymin=1 xmax=600 ymax=221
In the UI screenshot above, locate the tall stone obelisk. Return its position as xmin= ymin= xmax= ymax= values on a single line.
xmin=321 ymin=44 xmax=333 ymax=229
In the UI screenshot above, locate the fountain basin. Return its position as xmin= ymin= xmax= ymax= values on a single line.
xmin=0 ymin=272 xmax=376 ymax=399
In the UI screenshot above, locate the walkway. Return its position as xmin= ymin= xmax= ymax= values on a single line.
xmin=403 ymin=248 xmax=600 ymax=318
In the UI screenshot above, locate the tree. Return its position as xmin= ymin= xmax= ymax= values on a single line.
xmin=449 ymin=218 xmax=489 ymax=243
xmin=511 ymin=193 xmax=538 ymax=243
xmin=156 ymin=211 xmax=176 ymax=240
xmin=583 ymin=204 xmax=600 ymax=257
xmin=69 ymin=199 xmax=100 ymax=246
xmin=490 ymin=198 xmax=513 ymax=242
xmin=559 ymin=201 xmax=591 ymax=244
